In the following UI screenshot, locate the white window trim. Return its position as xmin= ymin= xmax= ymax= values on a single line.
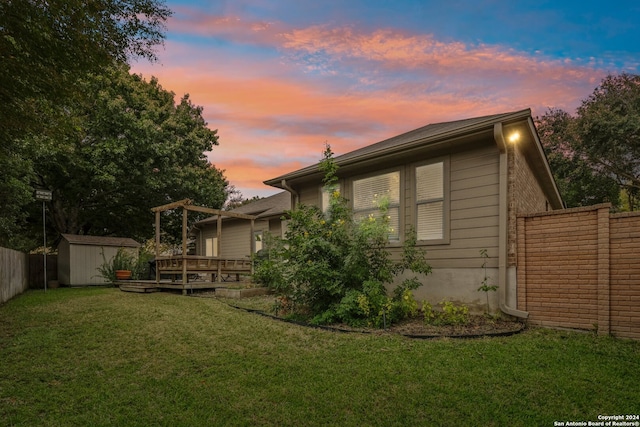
xmin=414 ymin=158 xmax=450 ymax=245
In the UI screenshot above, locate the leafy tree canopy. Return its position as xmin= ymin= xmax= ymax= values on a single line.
xmin=537 ymin=73 xmax=640 ymax=210
xmin=0 ymin=0 xmax=171 ymax=143
xmin=224 ymin=186 xmax=263 ymax=210
xmin=536 ymin=108 xmax=620 ymax=209
xmin=3 ymin=64 xmax=229 ymax=250
xmin=575 ymin=73 xmax=640 ymax=208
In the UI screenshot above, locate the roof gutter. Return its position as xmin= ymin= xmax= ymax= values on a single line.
xmin=280 ymin=179 xmax=299 ymax=207
xmin=494 ymin=123 xmax=529 ymax=319
xmin=264 ymin=109 xmax=532 ymax=188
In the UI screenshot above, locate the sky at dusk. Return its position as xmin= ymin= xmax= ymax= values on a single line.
xmin=131 ymin=0 xmax=640 ymax=199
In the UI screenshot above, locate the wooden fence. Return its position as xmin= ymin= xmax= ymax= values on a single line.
xmin=0 ymin=247 xmax=29 ymax=304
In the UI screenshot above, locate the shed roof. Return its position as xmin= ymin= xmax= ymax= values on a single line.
xmin=60 ymin=234 xmax=140 ymax=248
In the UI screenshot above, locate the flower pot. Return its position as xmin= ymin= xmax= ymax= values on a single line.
xmin=115 ymin=270 xmax=132 ymax=280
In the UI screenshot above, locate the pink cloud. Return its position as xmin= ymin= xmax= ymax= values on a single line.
xmin=131 ymin=10 xmax=612 ymax=198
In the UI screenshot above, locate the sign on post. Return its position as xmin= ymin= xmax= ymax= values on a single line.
xmin=35 ymin=190 xmax=52 ymax=201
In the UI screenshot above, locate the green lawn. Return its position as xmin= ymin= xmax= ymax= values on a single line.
xmin=1 ymin=288 xmax=638 ymax=426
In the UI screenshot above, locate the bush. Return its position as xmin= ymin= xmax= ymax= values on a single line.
xmin=253 ymin=145 xmax=432 ymax=327
xmin=423 ymin=300 xmax=470 ymax=326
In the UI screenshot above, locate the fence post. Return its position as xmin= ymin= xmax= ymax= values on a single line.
xmin=597 ymin=207 xmax=610 ymax=336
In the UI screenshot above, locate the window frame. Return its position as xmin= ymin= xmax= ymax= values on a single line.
xmin=350 ymin=168 xmax=402 ymax=243
xmin=414 ymin=158 xmax=450 ymax=245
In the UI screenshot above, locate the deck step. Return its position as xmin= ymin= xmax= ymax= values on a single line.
xmin=118 ymin=282 xmax=160 ymax=293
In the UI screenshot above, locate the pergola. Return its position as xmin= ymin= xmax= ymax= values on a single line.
xmin=151 ymin=199 xmax=258 ymax=294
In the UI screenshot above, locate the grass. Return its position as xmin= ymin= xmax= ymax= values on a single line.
xmin=1 ymin=288 xmax=638 ymax=426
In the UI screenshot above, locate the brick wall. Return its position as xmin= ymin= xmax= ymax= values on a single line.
xmin=509 ymin=145 xmax=551 ymax=266
xmin=517 ymin=204 xmax=640 ymax=340
xmin=610 ymin=213 xmax=640 ymax=339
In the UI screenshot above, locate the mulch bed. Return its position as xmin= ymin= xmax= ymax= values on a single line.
xmin=197 ymin=293 xmax=525 ymax=339
xmin=377 ymin=315 xmax=526 ymax=338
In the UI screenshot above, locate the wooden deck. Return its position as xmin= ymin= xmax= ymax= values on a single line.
xmin=155 ymin=256 xmax=253 ymax=283
xmin=117 ymin=279 xmax=269 ymax=297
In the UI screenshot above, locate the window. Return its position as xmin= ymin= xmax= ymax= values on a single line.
xmin=205 ymin=237 xmax=218 ymax=257
xmin=321 ymin=184 xmax=341 ymax=213
xmin=353 ymin=171 xmax=400 ymax=240
xmin=415 ymin=162 xmax=444 ymax=241
xmin=254 ymin=231 xmax=263 ymax=253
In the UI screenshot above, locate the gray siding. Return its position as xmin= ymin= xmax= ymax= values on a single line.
xmin=298 ymin=186 xmax=319 ymax=206
xmin=198 ymin=219 xmax=270 ymax=259
xmin=268 ymin=219 xmax=282 ymax=236
xmin=396 ymin=144 xmax=500 ymax=268
xmin=294 ymin=142 xmax=501 ymax=270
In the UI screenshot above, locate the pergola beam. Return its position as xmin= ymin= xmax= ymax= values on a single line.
xmin=151 ymin=199 xmax=258 ymax=294
xmin=151 ymin=199 xmax=257 ymax=220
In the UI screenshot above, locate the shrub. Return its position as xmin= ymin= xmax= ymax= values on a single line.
xmin=254 ymin=145 xmax=432 ymax=327
xmin=423 ymin=300 xmax=470 ymax=326
xmin=477 ymin=249 xmax=499 ymax=314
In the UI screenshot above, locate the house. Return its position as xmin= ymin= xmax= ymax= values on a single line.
xmin=58 ymin=234 xmax=140 ymax=286
xmin=192 ymin=191 xmax=291 ymax=259
xmin=263 ymin=109 xmax=564 ymax=316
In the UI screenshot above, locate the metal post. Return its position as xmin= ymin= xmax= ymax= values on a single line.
xmin=43 ymin=200 xmax=47 ymax=292
xmin=35 ymin=189 xmax=52 ymax=292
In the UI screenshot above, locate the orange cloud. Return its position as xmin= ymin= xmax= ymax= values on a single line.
xmin=131 ymin=10 xmax=612 ymax=198
xmin=214 ymin=158 xmax=305 ymax=197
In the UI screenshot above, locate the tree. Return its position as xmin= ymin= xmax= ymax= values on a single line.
xmin=536 ymin=73 xmax=640 ymax=211
xmin=254 ymin=145 xmax=431 ymax=327
xmin=0 ymin=0 xmax=172 ymax=250
xmin=0 ymin=0 xmax=171 ymax=143
xmin=10 ymin=64 xmax=228 ymax=249
xmin=224 ymin=186 xmax=263 ymax=210
xmin=536 ymin=108 xmax=620 ymax=209
xmin=575 ymin=73 xmax=640 ymax=210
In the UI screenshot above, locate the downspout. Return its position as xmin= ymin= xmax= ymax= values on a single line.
xmin=494 ymin=123 xmax=529 ymax=319
xmin=281 ymin=179 xmax=299 ymax=207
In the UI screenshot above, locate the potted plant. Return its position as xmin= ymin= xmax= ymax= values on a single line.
xmin=115 ymin=269 xmax=132 ymax=280
xmin=98 ymin=248 xmax=138 ymax=284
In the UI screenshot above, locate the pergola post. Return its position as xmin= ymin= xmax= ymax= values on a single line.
xmin=250 ymin=219 xmax=255 ymax=275
xmin=216 ymin=215 xmax=222 ymax=281
xmin=155 ymin=211 xmax=161 ymax=284
xmin=182 ymin=207 xmax=188 ymax=295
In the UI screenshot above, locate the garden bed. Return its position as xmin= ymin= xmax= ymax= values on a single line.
xmin=212 ymin=294 xmax=525 ymax=338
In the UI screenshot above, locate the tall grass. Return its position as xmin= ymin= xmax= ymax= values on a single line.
xmin=1 ymin=288 xmax=638 ymax=426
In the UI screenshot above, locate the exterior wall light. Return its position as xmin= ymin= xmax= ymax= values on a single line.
xmin=508 ymin=131 xmax=521 ymax=143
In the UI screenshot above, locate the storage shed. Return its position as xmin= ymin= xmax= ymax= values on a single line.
xmin=57 ymin=234 xmax=140 ymax=286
